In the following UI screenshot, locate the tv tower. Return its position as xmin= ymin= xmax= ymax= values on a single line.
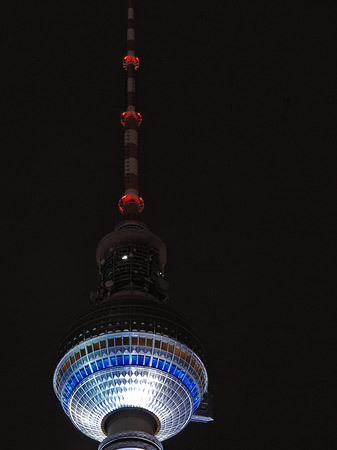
xmin=53 ymin=2 xmax=212 ymax=449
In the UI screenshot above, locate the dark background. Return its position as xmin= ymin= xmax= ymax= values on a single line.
xmin=3 ymin=1 xmax=335 ymax=449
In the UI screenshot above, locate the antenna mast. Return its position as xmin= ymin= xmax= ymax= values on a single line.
xmin=118 ymin=0 xmax=144 ymax=219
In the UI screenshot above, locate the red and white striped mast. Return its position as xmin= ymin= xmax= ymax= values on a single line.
xmin=118 ymin=0 xmax=144 ymax=220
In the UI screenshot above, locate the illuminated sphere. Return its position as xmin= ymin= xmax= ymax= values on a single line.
xmin=53 ymin=224 xmax=208 ymax=443
xmin=53 ymin=299 xmax=208 ymax=441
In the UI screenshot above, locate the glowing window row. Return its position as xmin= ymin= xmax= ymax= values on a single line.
xmin=61 ymin=353 xmax=200 ymax=415
xmin=58 ymin=335 xmax=204 ymax=384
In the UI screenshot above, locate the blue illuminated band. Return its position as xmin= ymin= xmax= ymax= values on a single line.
xmin=61 ymin=354 xmax=200 ymax=415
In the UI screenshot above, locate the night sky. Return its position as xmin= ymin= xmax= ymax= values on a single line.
xmin=3 ymin=1 xmax=336 ymax=449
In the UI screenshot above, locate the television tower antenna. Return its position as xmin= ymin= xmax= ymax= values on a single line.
xmin=53 ymin=2 xmax=213 ymax=450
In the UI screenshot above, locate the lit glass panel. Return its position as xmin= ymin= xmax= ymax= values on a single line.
xmin=97 ymin=360 xmax=103 ymax=370
xmin=179 ymin=369 xmax=186 ymax=380
xmin=103 ymin=357 xmax=109 ymax=368
xmin=110 ymin=356 xmax=116 ymax=366
xmin=174 ymin=367 xmax=181 ymax=377
xmin=169 ymin=364 xmax=176 ymax=374
xmin=75 ymin=371 xmax=83 ymax=381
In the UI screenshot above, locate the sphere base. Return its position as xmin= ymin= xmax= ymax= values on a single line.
xmin=98 ymin=431 xmax=163 ymax=450
xmin=103 ymin=408 xmax=159 ymax=436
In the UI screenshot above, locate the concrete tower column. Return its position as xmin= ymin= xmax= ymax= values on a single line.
xmin=99 ymin=408 xmax=162 ymax=450
xmin=99 ymin=431 xmax=163 ymax=450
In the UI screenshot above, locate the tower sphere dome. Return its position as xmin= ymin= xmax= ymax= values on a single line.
xmin=53 ymin=296 xmax=208 ymax=442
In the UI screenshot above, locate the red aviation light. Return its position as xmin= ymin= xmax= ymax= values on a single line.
xmin=121 ymin=111 xmax=142 ymax=126
xmin=118 ymin=194 xmax=144 ymax=214
xmin=123 ymin=55 xmax=140 ymax=70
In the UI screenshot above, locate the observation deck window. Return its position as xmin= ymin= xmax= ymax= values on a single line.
xmin=103 ymin=357 xmax=109 ymax=368
xmin=93 ymin=342 xmax=99 ymax=351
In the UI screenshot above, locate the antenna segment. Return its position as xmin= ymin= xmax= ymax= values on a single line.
xmin=118 ymin=0 xmax=144 ymax=219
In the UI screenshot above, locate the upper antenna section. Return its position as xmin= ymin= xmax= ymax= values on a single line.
xmin=119 ymin=0 xmax=144 ymax=219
